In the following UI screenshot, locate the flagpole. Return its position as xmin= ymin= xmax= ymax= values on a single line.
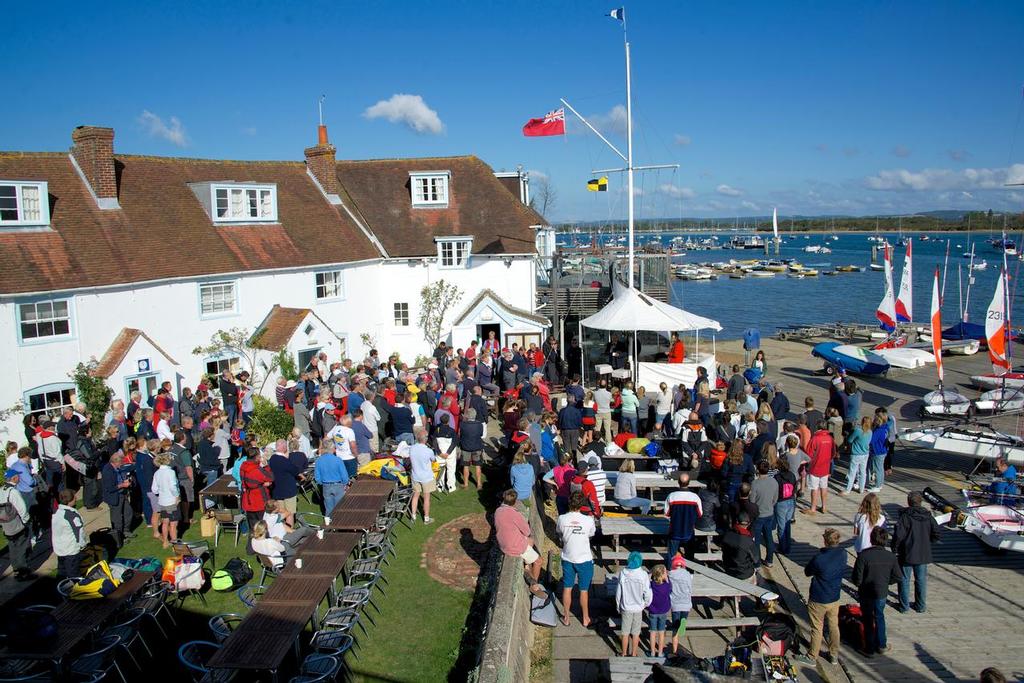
xmin=625 ymin=37 xmax=635 ymax=289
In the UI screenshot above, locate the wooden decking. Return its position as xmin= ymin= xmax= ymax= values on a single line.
xmin=549 ymin=339 xmax=1024 ymax=682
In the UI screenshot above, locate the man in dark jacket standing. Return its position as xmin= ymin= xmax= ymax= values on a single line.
xmin=721 ymin=511 xmax=757 ymax=581
xmin=798 ymin=528 xmax=846 ymax=665
xmin=891 ymin=490 xmax=940 ymax=613
xmin=557 ymin=396 xmax=583 ymax=459
xmin=459 ymin=408 xmax=485 ymax=490
xmin=852 ymin=527 xmax=901 ymax=656
xmin=101 ymin=451 xmax=133 ymax=547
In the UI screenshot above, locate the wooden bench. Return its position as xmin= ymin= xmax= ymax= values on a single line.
xmin=601 ymin=549 xmax=723 ymax=563
xmin=606 ymin=615 xmax=761 ymax=632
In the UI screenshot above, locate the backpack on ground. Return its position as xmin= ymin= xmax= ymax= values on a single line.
xmin=838 ymin=603 xmax=865 ymax=651
xmin=211 ymin=558 xmax=254 ymax=591
xmin=0 ymin=491 xmax=24 ymax=536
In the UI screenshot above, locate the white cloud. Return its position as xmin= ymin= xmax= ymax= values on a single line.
xmin=740 ymin=200 xmax=759 ymax=211
xmin=864 ymin=164 xmax=1024 ymax=191
xmin=589 ymin=105 xmax=628 ymax=135
xmin=138 ymin=110 xmax=188 ymax=147
xmin=657 ymin=183 xmax=696 ymax=199
xmin=363 ymin=94 xmax=444 ymax=135
xmin=716 ymin=183 xmax=742 ymax=197
xmin=674 ymin=134 xmax=692 ymax=146
xmin=892 ymin=145 xmax=911 ymax=158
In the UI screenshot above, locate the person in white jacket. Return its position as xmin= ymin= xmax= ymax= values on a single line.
xmin=51 ymin=489 xmax=87 ymax=579
xmin=151 ymin=452 xmax=180 ymax=548
xmin=616 ymin=551 xmax=653 ymax=657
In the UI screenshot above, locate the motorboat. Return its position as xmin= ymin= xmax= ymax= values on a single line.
xmin=971 ymin=260 xmax=988 ymax=271
xmin=869 ymin=263 xmax=884 ymax=271
xmin=971 ymin=372 xmax=1024 ymax=390
xmin=899 ymin=424 xmax=1024 ymax=465
xmin=836 ymin=265 xmax=865 ymax=272
xmin=811 ymin=342 xmax=890 ymax=375
xmin=804 ymin=244 xmax=832 ymax=254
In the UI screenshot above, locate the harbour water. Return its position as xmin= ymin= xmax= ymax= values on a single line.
xmin=656 ymin=232 xmax=1019 ymax=339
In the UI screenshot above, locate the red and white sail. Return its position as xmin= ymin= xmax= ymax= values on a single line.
xmin=931 ymin=267 xmax=943 ymax=384
xmin=986 ymin=269 xmax=1011 ymax=374
xmin=896 ymin=239 xmax=913 ymax=322
xmin=876 ymin=244 xmax=897 ymax=332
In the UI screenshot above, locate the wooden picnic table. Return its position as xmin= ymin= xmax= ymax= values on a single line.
xmin=297 ymin=532 xmax=361 ymax=556
xmin=348 ymin=478 xmax=396 ymax=496
xmin=0 ymin=570 xmax=157 ymax=667
xmin=199 ymin=473 xmax=240 ymax=499
xmin=289 ymin=552 xmax=349 ymax=578
xmin=260 ymin=575 xmax=336 ymax=608
xmin=326 ymin=509 xmax=380 ymax=532
xmin=599 ymin=516 xmax=717 ymax=561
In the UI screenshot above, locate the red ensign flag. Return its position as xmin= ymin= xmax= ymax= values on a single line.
xmin=522 ymin=108 xmax=565 ymax=137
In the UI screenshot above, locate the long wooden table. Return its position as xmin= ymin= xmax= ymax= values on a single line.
xmin=323 ymin=482 xmax=393 ymax=532
xmin=199 ymin=473 xmax=240 ymax=499
xmin=207 ymin=532 xmax=361 ymax=678
xmin=0 ymin=570 xmax=157 ymax=669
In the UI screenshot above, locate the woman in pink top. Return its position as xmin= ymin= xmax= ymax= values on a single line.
xmin=494 ymin=489 xmax=543 ymax=589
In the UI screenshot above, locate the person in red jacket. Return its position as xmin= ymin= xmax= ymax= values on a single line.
xmin=667 ymin=333 xmax=685 ymax=364
xmin=239 ymin=447 xmax=274 ymax=533
xmin=802 ymin=421 xmax=836 ymax=516
xmin=570 ymin=460 xmax=602 ymax=518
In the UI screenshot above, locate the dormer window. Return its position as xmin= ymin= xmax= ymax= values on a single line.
xmin=410 ymin=171 xmax=449 ymax=207
xmin=435 ymin=236 xmax=473 ymax=269
xmin=0 ymin=181 xmax=49 ymax=227
xmin=210 ymin=183 xmax=277 ymax=223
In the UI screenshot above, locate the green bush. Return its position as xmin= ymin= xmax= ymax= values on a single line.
xmin=277 ymin=350 xmax=298 ymax=381
xmin=247 ymin=395 xmax=293 ymax=444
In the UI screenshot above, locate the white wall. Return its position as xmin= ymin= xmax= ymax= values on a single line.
xmin=0 ymin=255 xmax=537 ymax=440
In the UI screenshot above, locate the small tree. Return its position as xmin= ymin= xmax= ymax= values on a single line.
xmin=277 ymin=349 xmax=298 ymax=381
xmin=418 ymin=280 xmax=463 ymax=350
xmin=359 ymin=332 xmax=378 ymax=356
xmin=71 ymin=361 xmax=114 ymax=433
xmin=192 ymin=327 xmax=280 ymax=395
xmin=529 ymin=176 xmax=558 ymax=217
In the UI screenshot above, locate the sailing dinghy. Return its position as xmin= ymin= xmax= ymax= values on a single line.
xmin=924 ymin=487 xmax=1024 ymax=553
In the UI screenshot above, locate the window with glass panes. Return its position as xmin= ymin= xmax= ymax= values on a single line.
xmin=411 ymin=174 xmax=448 ymax=206
xmin=315 ymin=271 xmax=343 ymax=300
xmin=205 ymin=357 xmax=240 ymax=389
xmin=394 ymin=302 xmax=409 ymax=326
xmin=26 ymin=386 xmax=76 ymax=419
xmin=199 ymin=281 xmax=237 ymax=315
xmin=213 ymin=185 xmax=276 ymax=221
xmin=439 ymin=239 xmax=470 ymax=268
xmin=0 ymin=182 xmax=48 ymax=226
xmin=19 ymin=300 xmax=71 ymax=339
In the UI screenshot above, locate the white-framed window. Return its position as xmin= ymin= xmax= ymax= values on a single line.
xmin=410 ymin=172 xmax=449 ymax=207
xmin=199 ymin=281 xmax=238 ymax=317
xmin=394 ymin=302 xmax=409 ymax=327
xmin=315 ymin=270 xmax=344 ymax=300
xmin=436 ymin=237 xmax=472 ymax=268
xmin=205 ymin=356 xmax=241 ymax=390
xmin=24 ymin=383 xmax=77 ymax=420
xmin=0 ymin=181 xmax=49 ymax=227
xmin=211 ymin=184 xmax=277 ymax=222
xmin=18 ymin=299 xmax=72 ymax=341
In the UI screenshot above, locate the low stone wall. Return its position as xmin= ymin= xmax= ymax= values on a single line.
xmin=474 ymin=492 xmax=545 ymax=683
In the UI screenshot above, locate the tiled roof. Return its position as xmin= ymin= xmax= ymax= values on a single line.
xmin=249 ymin=305 xmax=311 ymax=351
xmin=0 ymin=152 xmax=379 ymax=294
xmin=334 ymin=156 xmax=546 ymax=258
xmin=94 ymin=327 xmax=178 ymax=378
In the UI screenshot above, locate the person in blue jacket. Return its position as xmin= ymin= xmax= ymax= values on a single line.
xmin=540 ymin=414 xmax=558 ymax=470
xmin=509 ymin=445 xmax=536 ymax=502
xmin=742 ymin=327 xmax=761 ymax=366
xmin=796 ymin=527 xmax=846 ymax=666
xmin=989 ymin=457 xmax=1020 ymax=503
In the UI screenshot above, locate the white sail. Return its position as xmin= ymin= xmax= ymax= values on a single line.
xmin=772 ymin=207 xmax=779 ymax=240
xmin=986 ymin=269 xmax=1010 ymax=374
xmin=876 ymin=244 xmax=897 ymax=332
xmin=896 ymin=239 xmax=913 ymax=322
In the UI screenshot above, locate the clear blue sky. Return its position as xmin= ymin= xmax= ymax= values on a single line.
xmin=2 ymin=1 xmax=1022 ymax=222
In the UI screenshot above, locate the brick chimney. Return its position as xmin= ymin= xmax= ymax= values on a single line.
xmin=305 ymin=125 xmax=340 ymax=201
xmin=71 ymin=126 xmax=120 ymax=209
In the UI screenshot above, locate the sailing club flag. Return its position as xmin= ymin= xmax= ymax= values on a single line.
xmin=587 ymin=176 xmax=609 ymax=192
xmin=522 ymin=108 xmax=565 ymax=137
xmin=609 ymin=7 xmax=625 ymax=22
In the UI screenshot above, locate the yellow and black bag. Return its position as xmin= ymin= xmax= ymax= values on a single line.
xmin=69 ymin=560 xmax=121 ymax=600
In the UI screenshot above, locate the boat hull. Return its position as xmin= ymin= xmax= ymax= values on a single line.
xmin=971 ymin=373 xmax=1024 ymax=390
xmin=811 ymin=342 xmax=890 ymax=375
xmin=900 ymin=426 xmax=1024 ymax=465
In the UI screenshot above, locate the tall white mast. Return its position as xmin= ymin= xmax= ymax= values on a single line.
xmin=625 ymin=38 xmax=635 ymax=288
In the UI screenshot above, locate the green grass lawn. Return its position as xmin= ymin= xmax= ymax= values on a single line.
xmin=98 ymin=484 xmax=491 ymax=682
